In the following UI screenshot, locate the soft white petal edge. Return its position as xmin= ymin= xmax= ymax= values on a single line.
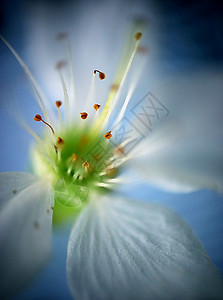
xmin=128 ymin=70 xmax=223 ymax=193
xmin=130 ymin=133 xmax=223 ymax=193
xmin=66 ymin=195 xmax=223 ymax=300
xmin=0 ymin=172 xmax=54 ymax=298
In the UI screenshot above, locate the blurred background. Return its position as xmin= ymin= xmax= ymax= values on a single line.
xmin=0 ymin=0 xmax=223 ymax=299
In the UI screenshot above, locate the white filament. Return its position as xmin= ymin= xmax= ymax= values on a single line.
xmin=0 ymin=35 xmax=50 ymax=122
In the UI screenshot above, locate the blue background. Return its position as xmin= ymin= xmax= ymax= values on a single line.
xmin=0 ymin=0 xmax=223 ymax=299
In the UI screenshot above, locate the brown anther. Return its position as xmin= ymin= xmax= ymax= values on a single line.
xmin=56 ymin=60 xmax=67 ymax=70
xmin=99 ymin=72 xmax=105 ymax=80
xmin=72 ymin=154 xmax=78 ymax=162
xmin=34 ymin=114 xmax=55 ymax=134
xmin=34 ymin=114 xmax=42 ymax=122
xmin=135 ymin=32 xmax=142 ymax=41
xmin=104 ymin=131 xmax=112 ymax=139
xmin=82 ymin=161 xmax=89 ymax=168
xmin=55 ymin=101 xmax=62 ymax=108
xmin=93 ymin=104 xmax=101 ymax=111
xmin=94 ymin=70 xmax=105 ymax=80
xmin=106 ymin=167 xmax=117 ymax=178
xmin=57 ymin=137 xmax=64 ymax=145
xmin=56 ymin=32 xmax=68 ymax=41
xmin=80 ymin=112 xmax=88 ymax=120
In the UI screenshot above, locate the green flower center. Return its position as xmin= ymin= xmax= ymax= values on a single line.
xmin=32 ymin=123 xmax=121 ymax=217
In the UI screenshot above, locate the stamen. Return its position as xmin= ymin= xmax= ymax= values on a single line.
xmin=57 ymin=137 xmax=64 ymax=145
xmin=34 ymin=114 xmax=55 ymax=134
xmin=55 ymin=100 xmax=62 ymax=124
xmin=93 ymin=104 xmax=101 ymax=111
xmin=80 ymin=112 xmax=88 ymax=120
xmin=55 ymin=100 xmax=62 ymax=108
xmin=85 ymin=71 xmax=96 ymax=109
xmin=34 ymin=114 xmax=42 ymax=121
xmin=0 ymin=36 xmax=51 ymax=122
xmin=56 ymin=61 xmax=70 ymax=117
xmin=104 ymin=131 xmax=112 ymax=139
xmin=115 ymin=45 xmax=147 ymax=126
xmin=94 ymin=70 xmax=105 ymax=80
xmin=135 ymin=32 xmax=142 ymax=40
xmin=56 ymin=32 xmax=76 ymax=115
xmin=114 ymin=86 xmax=134 ymax=126
xmin=82 ymin=161 xmax=89 ymax=168
xmin=93 ymin=32 xmax=143 ymax=130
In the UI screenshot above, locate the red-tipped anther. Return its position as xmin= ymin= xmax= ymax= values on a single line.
xmin=55 ymin=101 xmax=62 ymax=108
xmin=80 ymin=112 xmax=88 ymax=120
xmin=34 ymin=114 xmax=42 ymax=122
xmin=93 ymin=70 xmax=105 ymax=80
xmin=104 ymin=131 xmax=112 ymax=140
xmin=93 ymin=104 xmax=101 ymax=111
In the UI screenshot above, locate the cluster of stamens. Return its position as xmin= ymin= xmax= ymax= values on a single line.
xmin=30 ymin=30 xmax=143 ymax=208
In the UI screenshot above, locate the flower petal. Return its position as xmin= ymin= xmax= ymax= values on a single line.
xmin=132 ymin=144 xmax=223 ymax=193
xmin=128 ymin=70 xmax=223 ymax=193
xmin=0 ymin=172 xmax=37 ymax=210
xmin=129 ymin=123 xmax=223 ymax=193
xmin=0 ymin=172 xmax=54 ymax=298
xmin=66 ymin=195 xmax=223 ymax=300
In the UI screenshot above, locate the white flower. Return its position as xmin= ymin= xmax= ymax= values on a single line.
xmin=0 ymin=1 xmax=223 ymax=299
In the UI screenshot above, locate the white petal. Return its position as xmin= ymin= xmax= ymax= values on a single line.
xmin=0 ymin=172 xmax=54 ymax=298
xmin=66 ymin=195 xmax=223 ymax=300
xmin=0 ymin=172 xmax=37 ymax=210
xmin=132 ymin=145 xmax=223 ymax=193
xmin=129 ymin=70 xmax=223 ymax=193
